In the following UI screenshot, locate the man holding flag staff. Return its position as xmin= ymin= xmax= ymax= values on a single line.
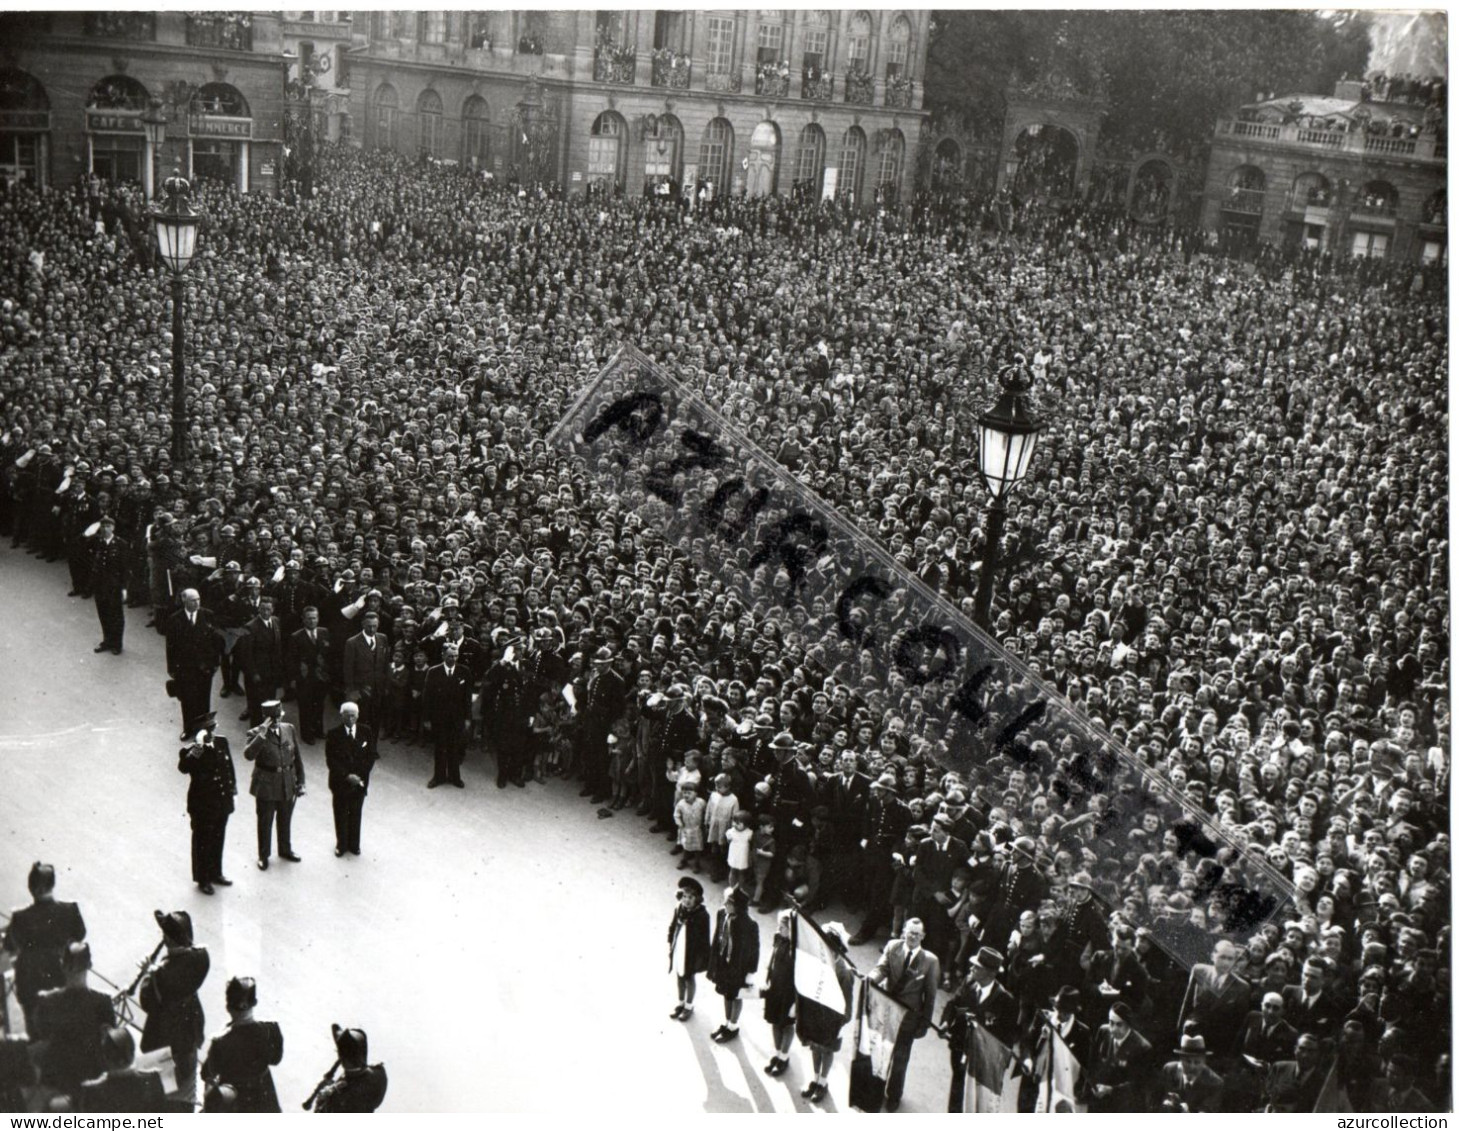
xmin=867 ymin=918 xmax=940 ymax=1111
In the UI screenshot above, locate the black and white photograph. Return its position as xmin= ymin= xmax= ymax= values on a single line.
xmin=0 ymin=4 xmax=1450 ymax=1116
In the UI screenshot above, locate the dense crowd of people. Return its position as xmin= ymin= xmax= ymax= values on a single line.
xmin=0 ymin=140 xmax=1449 ymax=1111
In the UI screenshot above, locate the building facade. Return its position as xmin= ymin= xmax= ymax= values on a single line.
xmin=0 ymin=11 xmax=286 ymax=196
xmin=344 ymin=9 xmax=930 ymax=205
xmin=1203 ymin=80 xmax=1446 ymax=265
xmin=280 ymin=10 xmax=354 ymax=143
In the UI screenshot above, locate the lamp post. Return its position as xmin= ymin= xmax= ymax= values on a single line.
xmin=972 ymin=358 xmax=1045 ymax=631
xmin=141 ymin=98 xmax=167 ymax=199
xmin=149 ymin=172 xmax=201 ymax=465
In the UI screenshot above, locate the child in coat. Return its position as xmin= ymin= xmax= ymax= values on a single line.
xmin=704 ymin=773 xmax=739 ymax=883
xmin=674 ymin=784 xmax=707 ymax=872
xmin=724 ymin=810 xmax=755 ymax=892
xmin=751 ymin=814 xmax=777 ymax=906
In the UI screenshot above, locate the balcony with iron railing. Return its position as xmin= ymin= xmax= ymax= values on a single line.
xmin=755 ymin=63 xmax=791 ymax=98
xmin=1222 ymin=187 xmax=1266 ymax=213
xmin=801 ymin=69 xmax=833 ymax=101
xmin=185 ymin=13 xmax=253 ymax=51
xmin=885 ymin=73 xmax=915 ymax=109
xmin=1350 ymin=195 xmax=1399 ymax=221
xmin=1215 ymin=116 xmax=1442 ymax=162
xmin=651 ymin=49 xmax=691 ymax=89
xmin=593 ymin=42 xmax=637 ymax=85
xmin=1285 ymin=188 xmax=1333 ymax=213
xmin=705 ymin=70 xmax=742 ymax=94
xmin=845 ymin=67 xmax=873 ymax=105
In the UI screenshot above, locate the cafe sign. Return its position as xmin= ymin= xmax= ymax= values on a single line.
xmin=0 ymin=110 xmax=49 ymax=131
xmin=86 ymin=110 xmax=143 ymax=134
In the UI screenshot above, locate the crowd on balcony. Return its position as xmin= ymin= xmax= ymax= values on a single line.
xmin=652 ymin=48 xmax=692 ymax=89
xmin=845 ymin=66 xmax=874 ymax=104
xmin=0 ymin=141 xmax=1448 ymax=1113
xmin=517 ymin=32 xmax=543 ymax=56
xmin=800 ymin=65 xmax=834 ymax=101
xmin=1361 ymin=72 xmax=1446 ymax=108
xmin=755 ymin=59 xmax=792 ymax=99
xmin=593 ymin=32 xmax=637 ymax=86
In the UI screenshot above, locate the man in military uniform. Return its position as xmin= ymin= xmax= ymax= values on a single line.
xmin=78 ymin=1028 xmax=167 ymax=1113
xmin=166 ymin=588 xmax=224 ymax=741
xmin=850 ymin=774 xmax=910 ymax=946
xmin=221 ymin=576 xmax=265 ymax=698
xmin=59 ymin=467 xmax=98 ymax=598
xmin=33 ymin=942 xmax=117 ymax=1102
xmin=244 ymin=701 xmax=305 ymax=871
xmin=268 ymin=559 xmax=315 ymax=638
xmin=139 ymin=910 xmax=210 ymax=1104
xmin=982 ymin=837 xmax=1050 ymax=953
xmin=89 ymin=514 xmax=129 ymax=654
xmin=178 ymin=713 xmax=236 ymax=894
xmin=312 ymin=1025 xmax=389 ymax=1113
xmin=202 ymin=978 xmax=283 ymax=1113
xmin=2 ymin=863 xmax=87 ymax=1034
xmin=644 ymin=683 xmax=700 ymax=831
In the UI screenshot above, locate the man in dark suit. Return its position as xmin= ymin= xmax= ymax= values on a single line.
xmin=851 ymin=774 xmax=911 ymax=945
xmin=89 ymin=514 xmax=129 ymax=654
xmin=79 ymin=1027 xmax=167 ymax=1113
xmin=1081 ymin=1002 xmax=1153 ymax=1111
xmin=578 ymin=644 xmax=627 ymax=803
xmin=1 ymin=863 xmax=87 ymax=1034
xmin=1156 ymin=1027 xmax=1225 ymax=1112
xmin=1236 ymin=991 xmax=1299 ymax=1063
xmin=33 ymin=942 xmax=117 ymax=1101
xmin=821 ymin=751 xmax=869 ymax=908
xmin=243 ymin=701 xmax=304 ymax=870
xmin=165 ymin=588 xmax=224 ymax=741
xmin=942 ymin=946 xmax=1018 ymax=1110
xmin=1178 ymin=939 xmax=1253 ymax=1058
xmin=178 ymin=714 xmax=236 ymax=894
xmin=1084 ymin=924 xmax=1149 ymax=1020
xmin=869 ymin=918 xmax=942 ymax=1111
xmin=139 ymin=910 xmax=210 ymax=1105
xmin=342 ymin=611 xmax=391 ymax=735
xmin=1281 ymin=957 xmax=1343 ymax=1041
xmin=1264 ymin=1032 xmax=1327 ymax=1112
xmin=423 ymin=642 xmax=474 ymax=788
xmin=326 ymin=702 xmax=380 ymax=855
xmin=238 ymin=596 xmax=286 ymax=728
xmin=910 ymin=813 xmax=969 ymax=964
xmin=480 ymin=638 xmax=532 ymax=788
xmin=287 ymin=605 xmax=331 ymax=744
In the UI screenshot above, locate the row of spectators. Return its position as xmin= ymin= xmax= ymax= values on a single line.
xmin=0 ymin=142 xmax=1448 ymax=1110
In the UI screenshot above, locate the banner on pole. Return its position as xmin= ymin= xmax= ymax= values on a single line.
xmin=850 ymin=978 xmax=905 ymax=1112
xmin=792 ymin=911 xmax=848 ymax=1047
xmin=965 ymin=1018 xmax=1022 ymax=1113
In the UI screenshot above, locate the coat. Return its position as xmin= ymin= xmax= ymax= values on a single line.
xmin=203 ymin=1018 xmax=284 ymax=1113
xmin=870 ymin=939 xmax=941 ymax=1036
xmin=33 ymin=984 xmax=116 ymax=1091
xmin=238 ymin=614 xmax=286 ymax=687
xmin=942 ymin=975 xmax=1019 ymax=1049
xmin=79 ymin=1068 xmax=168 ymax=1113
xmin=668 ymin=903 xmax=711 ymax=976
xmin=1156 ymin=1060 xmax=1224 ymax=1112
xmin=762 ymin=933 xmax=797 ymax=1025
xmin=165 ymin=608 xmax=223 ymax=676
xmin=325 ymin=723 xmax=379 ymax=795
xmin=1082 ymin=1025 xmax=1153 ymax=1111
xmin=313 ymin=1064 xmax=389 ymax=1113
xmin=422 ymin=662 xmax=475 ymax=725
xmin=244 ymin=721 xmax=304 ymax=802
xmin=139 ymin=944 xmax=210 ymax=1054
xmin=708 ymin=909 xmax=761 ymax=998
xmin=2 ymin=898 xmax=86 ymax=1008
xmin=1179 ymin=964 xmax=1252 ymax=1056
xmin=342 ymin=632 xmax=391 ymax=698
xmin=88 ymin=535 xmax=129 ymax=593
xmin=287 ymin=626 xmax=332 ymax=686
xmin=1235 ymin=1009 xmax=1298 ymax=1064
xmin=179 ymin=737 xmax=236 ymax=818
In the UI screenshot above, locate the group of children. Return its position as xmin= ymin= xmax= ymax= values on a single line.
xmin=668 ymin=753 xmax=772 ymax=901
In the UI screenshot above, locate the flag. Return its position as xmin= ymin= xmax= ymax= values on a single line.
xmin=1034 ymin=1014 xmax=1082 ymax=1113
xmin=1312 ymin=1062 xmax=1353 ymax=1113
xmin=965 ymin=1018 xmax=1023 ymax=1112
xmin=791 ymin=911 xmax=848 ymax=1047
xmin=849 ymin=977 xmax=905 ymax=1112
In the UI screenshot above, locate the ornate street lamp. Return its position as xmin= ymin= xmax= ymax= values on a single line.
xmin=141 ymin=97 xmax=167 ymax=197
xmin=972 ymin=358 xmax=1045 ymax=630
xmin=148 ymin=172 xmax=201 ymax=465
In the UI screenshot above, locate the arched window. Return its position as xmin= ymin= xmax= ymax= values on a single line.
xmin=0 ymin=70 xmax=48 ymax=188
xmin=847 ymin=11 xmax=871 ymax=71
xmin=0 ymin=69 xmax=49 ymax=112
xmin=885 ymin=15 xmax=911 ymax=77
xmin=87 ymin=74 xmax=151 ymax=111
xmin=587 ymin=110 xmax=626 ymax=190
xmin=190 ymin=83 xmax=250 ymax=118
xmin=794 ymin=123 xmax=826 ymax=199
xmin=838 ymin=125 xmax=865 ymax=203
xmin=698 ymin=117 xmax=734 ymax=194
xmin=372 ymin=83 xmax=398 ymax=151
xmin=877 ymin=128 xmax=904 ymax=200
xmin=1228 ymin=164 xmax=1265 ymax=192
xmin=1291 ymin=171 xmax=1331 ymax=208
xmin=643 ymin=113 xmax=683 ymax=190
xmin=462 ymin=95 xmax=490 ymax=166
xmin=932 ymin=137 xmax=962 ymax=189
xmin=1357 ymin=179 xmax=1399 ymax=216
xmin=417 ymin=89 xmax=443 ymax=157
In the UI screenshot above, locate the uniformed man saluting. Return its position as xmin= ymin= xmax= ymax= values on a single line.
xmin=244 ymin=700 xmax=304 ymax=871
xmin=178 ymin=712 xmax=236 ymax=894
xmin=311 ymin=1025 xmax=388 ymax=1113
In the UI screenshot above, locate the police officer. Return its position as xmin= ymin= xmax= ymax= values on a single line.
xmin=139 ymin=910 xmax=210 ymax=1104
xmin=311 ymin=1025 xmax=389 ymax=1113
xmin=179 ymin=713 xmax=236 ymax=894
xmin=89 ymin=514 xmax=129 ymax=654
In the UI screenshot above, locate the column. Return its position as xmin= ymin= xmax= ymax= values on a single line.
xmin=143 ymin=137 xmax=156 ymax=198
xmin=240 ymin=140 xmax=250 ymax=192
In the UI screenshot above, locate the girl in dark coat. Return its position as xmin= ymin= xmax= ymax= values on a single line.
xmin=762 ymin=909 xmax=797 ymax=1075
xmin=707 ymin=886 xmax=761 ymax=1044
xmin=668 ymin=877 xmax=711 ymax=1021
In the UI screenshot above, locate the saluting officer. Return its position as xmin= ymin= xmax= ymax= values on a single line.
xmin=178 ymin=712 xmax=236 ymax=894
xmin=244 ymin=700 xmax=305 ymax=871
xmin=312 ymin=1025 xmax=389 ymax=1113
xmin=89 ymin=514 xmax=129 ymax=654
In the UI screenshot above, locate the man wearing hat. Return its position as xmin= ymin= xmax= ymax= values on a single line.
xmin=202 ymin=977 xmax=284 ymax=1113
xmin=1157 ymin=1023 xmax=1225 ymax=1113
xmin=78 ymin=1027 xmax=167 ymax=1113
xmin=244 ymin=700 xmax=304 ymax=870
xmin=869 ymin=919 xmax=942 ymax=1110
xmin=88 ymin=513 xmax=129 ymax=654
xmin=2 ymin=863 xmax=87 ymax=1034
xmin=480 ymin=634 xmax=532 ymax=788
xmin=326 ymin=701 xmax=379 ymax=855
xmin=941 ymin=945 xmax=1017 ymax=1110
xmin=982 ymin=836 xmax=1048 ymax=953
xmin=166 ymin=588 xmax=225 ymax=741
xmin=644 ymin=683 xmax=700 ymax=831
xmin=577 ymin=644 xmax=627 ymax=804
xmin=139 ymin=910 xmax=211 ymax=1104
xmin=178 ymin=713 xmax=236 ymax=895
xmin=312 ymin=1025 xmax=389 ymax=1112
xmin=667 ymin=876 xmax=711 ymax=1022
xmin=423 ymin=641 xmax=474 ymax=789
xmin=32 ymin=942 xmax=117 ymax=1101
xmin=850 ymin=773 xmax=910 ymax=946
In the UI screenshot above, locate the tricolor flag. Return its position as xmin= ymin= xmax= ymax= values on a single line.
xmin=965 ymin=1018 xmax=1023 ymax=1112
xmin=791 ymin=911 xmax=849 ymax=1047
xmin=849 ymin=978 xmax=905 ymax=1112
xmin=1034 ymin=1014 xmax=1083 ymax=1113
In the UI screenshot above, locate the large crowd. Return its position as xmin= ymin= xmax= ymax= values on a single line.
xmin=0 ymin=141 xmax=1449 ymax=1112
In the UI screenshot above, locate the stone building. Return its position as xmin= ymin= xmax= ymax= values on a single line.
xmin=344 ymin=10 xmax=931 ymax=205
xmin=281 ymin=11 xmax=354 ymax=143
xmin=1202 ymin=79 xmax=1446 ymax=264
xmin=0 ymin=11 xmax=286 ymax=195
